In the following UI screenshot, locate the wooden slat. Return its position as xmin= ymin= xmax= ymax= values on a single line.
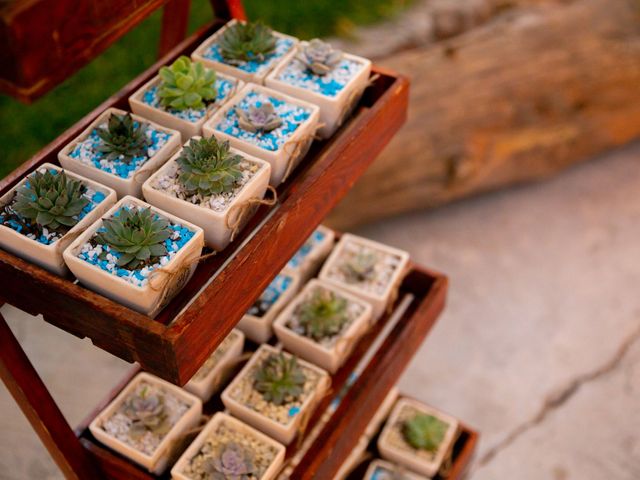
xmin=158 ymin=0 xmax=192 ymax=57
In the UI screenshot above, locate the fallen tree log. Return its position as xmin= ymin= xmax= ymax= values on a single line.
xmin=327 ymin=0 xmax=640 ymax=229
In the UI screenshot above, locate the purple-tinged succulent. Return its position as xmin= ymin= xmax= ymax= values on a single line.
xmin=122 ymin=385 xmax=170 ymax=439
xmin=202 ymin=442 xmax=255 ymax=480
xmin=236 ymin=102 xmax=282 ymax=134
xmin=295 ymin=39 xmax=343 ymax=76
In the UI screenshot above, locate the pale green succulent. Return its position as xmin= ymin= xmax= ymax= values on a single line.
xmin=341 ymin=251 xmax=378 ymax=283
xmin=402 ymin=413 xmax=448 ymax=452
xmin=254 ymin=352 xmax=306 ymax=406
xmin=158 ymin=56 xmax=217 ymax=110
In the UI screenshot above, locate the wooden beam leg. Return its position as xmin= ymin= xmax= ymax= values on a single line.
xmin=209 ymin=0 xmax=247 ymax=21
xmin=159 ymin=0 xmax=192 ymax=57
xmin=0 ymin=313 xmax=104 ymax=480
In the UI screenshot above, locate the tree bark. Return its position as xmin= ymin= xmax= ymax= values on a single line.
xmin=327 ymin=0 xmax=640 ymax=229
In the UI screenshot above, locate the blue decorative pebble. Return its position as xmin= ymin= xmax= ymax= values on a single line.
xmin=142 ymin=76 xmax=237 ymax=123
xmin=277 ymin=57 xmax=364 ymax=98
xmin=68 ymin=121 xmax=172 ymax=179
xmin=215 ymin=90 xmax=312 ymax=152
xmin=288 ymin=406 xmax=301 ymax=417
xmin=203 ymin=37 xmax=294 ymax=75
xmin=246 ymin=274 xmax=293 ymax=317
xmin=287 ymin=229 xmax=326 ymax=269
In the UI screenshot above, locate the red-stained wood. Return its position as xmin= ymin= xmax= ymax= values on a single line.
xmin=159 ymin=0 xmax=192 ymax=57
xmin=0 ymin=20 xmax=409 ymax=385
xmin=75 ymin=263 xmax=448 ymax=479
xmin=209 ymin=0 xmax=247 ymax=21
xmin=0 ymin=313 xmax=105 ymax=480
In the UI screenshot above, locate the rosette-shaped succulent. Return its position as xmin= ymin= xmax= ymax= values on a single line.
xmin=158 ymin=56 xmax=217 ymax=110
xmin=296 ymin=39 xmax=343 ymax=76
xmin=203 ymin=442 xmax=255 ymax=480
xmin=236 ymin=102 xmax=282 ymax=134
xmin=296 ymin=288 xmax=349 ymax=341
xmin=123 ymin=386 xmax=170 ymax=439
xmin=402 ymin=413 xmax=448 ymax=452
xmin=176 ymin=137 xmax=243 ymax=197
xmin=95 ymin=112 xmax=151 ymax=163
xmin=254 ymin=352 xmax=306 ymax=405
xmin=341 ymin=250 xmax=378 ymax=283
xmin=95 ymin=207 xmax=170 ymax=269
xmin=218 ymin=21 xmax=277 ymax=65
xmin=13 ymin=170 xmax=89 ymax=231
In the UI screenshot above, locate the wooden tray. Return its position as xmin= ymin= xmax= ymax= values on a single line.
xmin=75 ymin=263 xmax=447 ymax=479
xmin=0 ymin=21 xmax=410 ymax=385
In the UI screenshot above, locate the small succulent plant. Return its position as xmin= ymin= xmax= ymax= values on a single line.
xmin=296 ymin=288 xmax=349 ymax=341
xmin=218 ymin=21 xmax=277 ymax=65
xmin=341 ymin=250 xmax=378 ymax=283
xmin=95 ymin=207 xmax=170 ymax=269
xmin=236 ymin=102 xmax=282 ymax=134
xmin=12 ymin=170 xmax=89 ymax=231
xmin=176 ymin=137 xmax=244 ymax=197
xmin=402 ymin=413 xmax=448 ymax=452
xmin=158 ymin=56 xmax=217 ymax=110
xmin=296 ymin=39 xmax=343 ymax=76
xmin=202 ymin=442 xmax=255 ymax=480
xmin=95 ymin=112 xmax=151 ymax=163
xmin=254 ymin=352 xmax=306 ymax=405
xmin=123 ymin=385 xmax=170 ymax=439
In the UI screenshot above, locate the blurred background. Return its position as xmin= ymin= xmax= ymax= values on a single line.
xmin=1 ymin=0 xmax=640 ymax=478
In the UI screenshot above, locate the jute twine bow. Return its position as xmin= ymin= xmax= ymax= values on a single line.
xmin=281 ymin=122 xmax=326 ymax=182
xmin=148 ymin=250 xmax=218 ymax=306
xmin=225 ymin=185 xmax=278 ymax=242
xmin=335 ymin=73 xmax=381 ymax=130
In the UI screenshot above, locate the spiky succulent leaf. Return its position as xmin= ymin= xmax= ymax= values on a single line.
xmin=295 ymin=39 xmax=343 ymax=76
xmin=218 ymin=21 xmax=277 ymax=65
xmin=95 ymin=113 xmax=151 ymax=163
xmin=341 ymin=251 xmax=378 ymax=283
xmin=402 ymin=413 xmax=448 ymax=452
xmin=95 ymin=207 xmax=170 ymax=269
xmin=254 ymin=352 xmax=306 ymax=406
xmin=235 ymin=102 xmax=282 ymax=134
xmin=13 ymin=170 xmax=89 ymax=231
xmin=158 ymin=56 xmax=217 ymax=110
xmin=176 ymin=137 xmax=243 ymax=196
xmin=296 ymin=288 xmax=349 ymax=341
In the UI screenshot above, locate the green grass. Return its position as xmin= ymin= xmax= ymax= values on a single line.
xmin=0 ymin=0 xmax=409 ymax=178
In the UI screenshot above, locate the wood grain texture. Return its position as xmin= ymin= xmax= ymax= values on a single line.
xmin=0 ymin=20 xmax=409 ymax=384
xmin=75 ymin=264 xmax=451 ymax=479
xmin=327 ymin=0 xmax=640 ymax=229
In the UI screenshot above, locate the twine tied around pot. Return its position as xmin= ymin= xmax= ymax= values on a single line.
xmin=335 ymin=73 xmax=381 ymax=130
xmin=281 ymin=122 xmax=326 ymax=183
xmin=224 ymin=185 xmax=278 ymax=242
xmin=148 ymin=250 xmax=218 ymax=307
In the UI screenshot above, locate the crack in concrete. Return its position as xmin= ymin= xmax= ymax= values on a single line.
xmin=471 ymin=322 xmax=640 ymax=474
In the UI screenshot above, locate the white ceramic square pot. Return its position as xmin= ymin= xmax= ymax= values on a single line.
xmin=191 ymin=19 xmax=298 ymax=85
xmin=203 ymin=83 xmax=320 ymax=186
xmin=265 ymin=43 xmax=372 ymax=139
xmin=171 ymin=412 xmax=286 ymax=480
xmin=184 ymin=329 xmax=245 ymax=402
xmin=58 ymin=107 xmax=182 ymax=199
xmin=237 ymin=272 xmax=301 ymax=343
xmin=364 ymin=460 xmax=430 ymax=480
xmin=0 ymin=163 xmax=116 ymax=275
xmin=129 ymin=72 xmax=243 ymax=141
xmin=89 ymin=372 xmax=203 ymax=475
xmin=221 ymin=344 xmax=331 ymax=445
xmin=62 ymin=196 xmax=204 ymax=317
xmin=318 ymin=233 xmax=410 ymax=320
xmin=377 ymin=398 xmax=459 ymax=478
xmin=142 ymin=136 xmax=271 ymax=250
xmin=273 ymin=279 xmax=373 ymax=374
xmin=281 ymin=225 xmax=335 ymax=282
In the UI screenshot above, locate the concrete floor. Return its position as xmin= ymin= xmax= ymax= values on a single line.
xmin=1 ymin=143 xmax=640 ymax=479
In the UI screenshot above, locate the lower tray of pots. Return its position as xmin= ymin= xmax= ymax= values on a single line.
xmin=75 ymin=232 xmax=452 ymax=479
